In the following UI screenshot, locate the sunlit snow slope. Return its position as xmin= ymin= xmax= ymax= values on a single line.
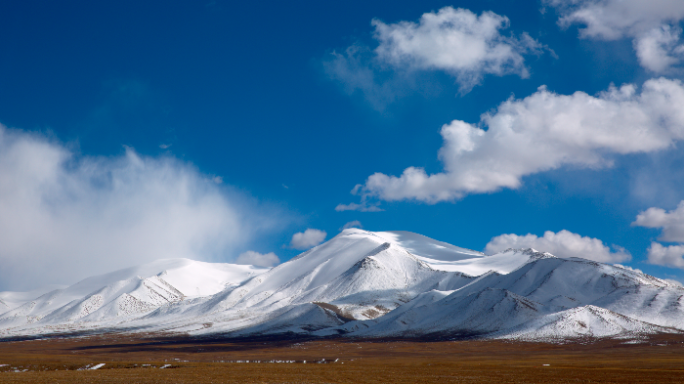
xmin=1 ymin=229 xmax=682 ymax=341
xmin=0 ymin=259 xmax=267 ymax=335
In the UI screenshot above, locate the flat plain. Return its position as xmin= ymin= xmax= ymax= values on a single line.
xmin=1 ymin=333 xmax=684 ymax=383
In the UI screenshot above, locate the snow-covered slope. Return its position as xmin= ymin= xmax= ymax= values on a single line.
xmin=373 ymin=231 xmax=484 ymax=261
xmin=127 ymin=230 xmax=479 ymax=335
xmin=0 ymin=285 xmax=65 ymax=312
xmin=499 ymin=305 xmax=678 ymax=340
xmin=0 ymin=259 xmax=267 ymax=335
xmin=1 ymin=229 xmax=683 ymax=341
xmin=343 ymin=248 xmax=684 ymax=339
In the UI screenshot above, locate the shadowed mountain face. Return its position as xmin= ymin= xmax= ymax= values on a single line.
xmin=1 ymin=229 xmax=683 ymax=341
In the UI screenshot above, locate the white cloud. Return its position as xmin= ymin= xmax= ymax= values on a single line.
xmin=633 ymin=200 xmax=684 ymax=242
xmin=341 ymin=220 xmax=362 ymax=230
xmin=289 ymin=228 xmax=327 ymax=250
xmin=324 ymin=7 xmax=543 ymax=105
xmin=485 ymin=230 xmax=631 ymax=263
xmin=633 ymin=201 xmax=684 ymax=269
xmin=549 ymin=0 xmax=684 ymax=39
xmin=0 ymin=125 xmax=264 ymax=290
xmin=372 ymin=7 xmax=541 ymax=90
xmin=323 ymin=45 xmax=402 ymax=111
xmin=548 ymin=0 xmax=684 ymax=72
xmin=354 ymin=78 xmax=684 ymax=203
xmin=335 ymin=202 xmax=383 ymax=212
xmin=634 ymin=25 xmax=684 ymax=72
xmin=235 ymin=251 xmax=280 ymax=268
xmin=646 ymin=242 xmax=684 ymax=268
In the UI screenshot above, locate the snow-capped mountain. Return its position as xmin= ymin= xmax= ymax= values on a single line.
xmin=0 ymin=259 xmax=268 ymax=333
xmin=1 ymin=229 xmax=682 ymax=341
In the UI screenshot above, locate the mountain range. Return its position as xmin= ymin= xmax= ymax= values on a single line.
xmin=1 ymin=229 xmax=682 ymax=341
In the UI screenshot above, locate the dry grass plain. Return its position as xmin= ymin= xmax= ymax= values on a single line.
xmin=1 ymin=333 xmax=684 ymax=383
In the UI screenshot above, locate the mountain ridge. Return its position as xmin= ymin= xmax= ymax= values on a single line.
xmin=1 ymin=229 xmax=682 ymax=341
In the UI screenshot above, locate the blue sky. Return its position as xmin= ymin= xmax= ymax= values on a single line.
xmin=2 ymin=0 xmax=684 ymax=289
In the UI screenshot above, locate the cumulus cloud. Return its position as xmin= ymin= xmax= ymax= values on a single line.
xmin=289 ymin=228 xmax=327 ymax=250
xmin=633 ymin=200 xmax=684 ymax=242
xmin=485 ymin=230 xmax=631 ymax=263
xmin=235 ymin=251 xmax=280 ymax=268
xmin=372 ymin=7 xmax=541 ymax=89
xmin=547 ymin=0 xmax=684 ymax=72
xmin=353 ymin=78 xmax=684 ymax=203
xmin=633 ymin=201 xmax=684 ymax=269
xmin=0 ymin=124 xmax=264 ymax=291
xmin=340 ymin=220 xmax=362 ymax=230
xmin=634 ymin=25 xmax=684 ymax=72
xmin=645 ymin=242 xmax=684 ymax=268
xmin=324 ymin=6 xmax=543 ymax=106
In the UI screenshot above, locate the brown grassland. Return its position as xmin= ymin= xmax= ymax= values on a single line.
xmin=1 ymin=333 xmax=684 ymax=383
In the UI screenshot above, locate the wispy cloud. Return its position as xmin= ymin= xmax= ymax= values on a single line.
xmin=0 ymin=124 xmax=274 ymax=290
xmin=340 ymin=220 xmax=362 ymax=230
xmin=335 ymin=202 xmax=383 ymax=212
